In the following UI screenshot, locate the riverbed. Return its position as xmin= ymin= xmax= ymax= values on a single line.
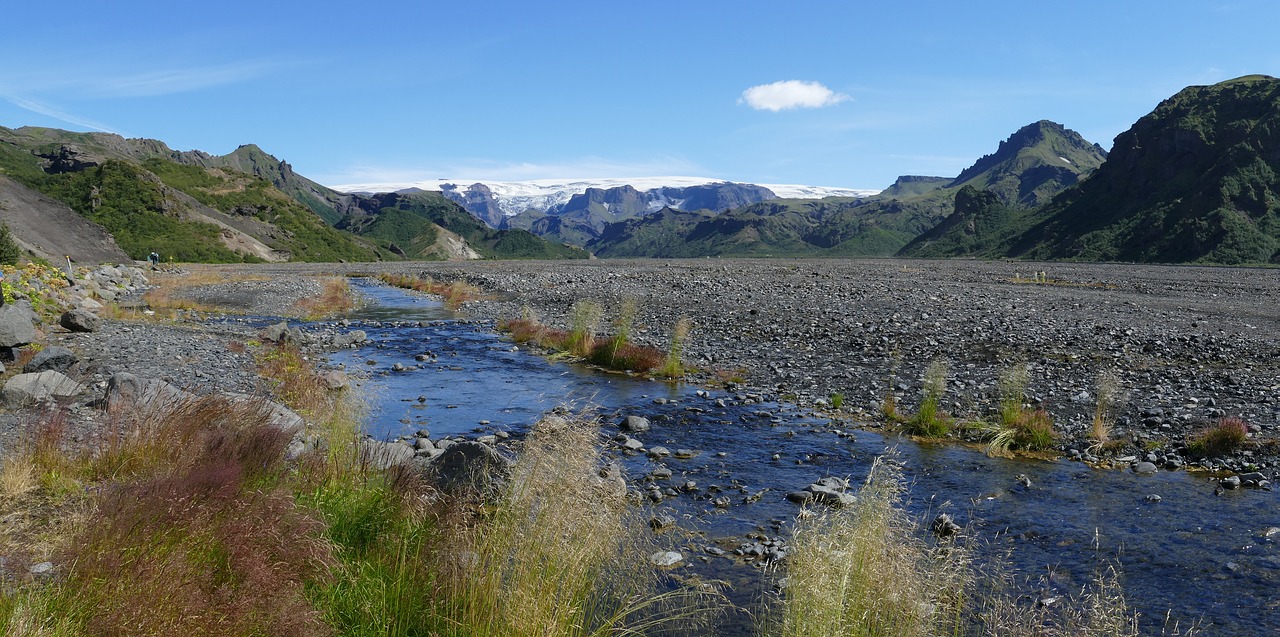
xmin=327 ymin=279 xmax=1280 ymax=636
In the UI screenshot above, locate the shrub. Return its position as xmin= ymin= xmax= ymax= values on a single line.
xmin=1187 ymin=416 xmax=1249 ymax=457
xmin=0 ymin=223 xmax=21 ymax=265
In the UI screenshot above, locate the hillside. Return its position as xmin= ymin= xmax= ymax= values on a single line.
xmin=0 ymin=126 xmax=581 ymax=263
xmin=337 ymin=190 xmax=588 ymax=260
xmin=591 ymin=120 xmax=1106 ymax=258
xmin=1002 ymin=75 xmax=1280 ymax=264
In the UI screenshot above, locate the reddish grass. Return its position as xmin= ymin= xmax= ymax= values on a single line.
xmin=61 ymin=400 xmax=335 ymax=637
xmin=1187 ymin=416 xmax=1250 ymax=457
xmin=294 ymin=277 xmax=357 ymax=319
xmin=378 ymin=273 xmax=477 ymax=309
xmin=586 ymin=340 xmax=664 ymax=373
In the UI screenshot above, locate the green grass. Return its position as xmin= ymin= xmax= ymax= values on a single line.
xmin=904 ymin=358 xmax=952 ymax=438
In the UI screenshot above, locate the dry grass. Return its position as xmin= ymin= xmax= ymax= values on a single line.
xmin=429 ymin=415 xmax=715 ymax=636
xmin=776 ymin=456 xmax=968 ymax=637
xmin=1186 ymin=416 xmax=1250 ymax=458
xmin=1092 ymin=370 xmax=1122 ymax=446
xmin=500 ymin=305 xmax=669 ymax=375
xmin=378 ymin=273 xmax=478 ymax=309
xmin=294 ymin=276 xmax=358 ymax=320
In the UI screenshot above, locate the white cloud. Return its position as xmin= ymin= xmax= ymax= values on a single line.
xmin=739 ymin=80 xmax=850 ymax=112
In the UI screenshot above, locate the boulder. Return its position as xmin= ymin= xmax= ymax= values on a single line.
xmin=425 ymin=440 xmax=512 ymax=497
xmin=23 ymin=346 xmax=78 ymax=374
xmin=620 ymin=415 xmax=651 ymax=433
xmin=360 ymin=439 xmax=417 ymax=471
xmin=0 ymin=305 xmax=36 ymax=346
xmin=104 ymin=372 xmax=190 ymax=412
xmin=59 ymin=309 xmax=101 ymax=333
xmin=261 ymin=321 xmax=303 ymax=344
xmin=3 ymin=371 xmax=85 ymax=406
xmin=332 ymin=330 xmax=367 ymax=348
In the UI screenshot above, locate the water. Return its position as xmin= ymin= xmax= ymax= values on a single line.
xmin=328 ymin=280 xmax=1280 ymax=635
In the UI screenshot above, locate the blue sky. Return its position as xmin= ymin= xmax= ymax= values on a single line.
xmin=2 ymin=1 xmax=1277 ymax=190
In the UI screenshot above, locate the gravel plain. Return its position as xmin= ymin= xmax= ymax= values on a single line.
xmin=40 ymin=258 xmax=1279 ymax=474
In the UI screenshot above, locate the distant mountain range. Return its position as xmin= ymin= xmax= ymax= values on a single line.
xmin=0 ymin=75 xmax=1276 ymax=265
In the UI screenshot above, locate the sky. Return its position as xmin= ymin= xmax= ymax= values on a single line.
xmin=2 ymin=1 xmax=1277 ymax=190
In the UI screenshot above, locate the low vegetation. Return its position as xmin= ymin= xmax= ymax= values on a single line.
xmin=1186 ymin=416 xmax=1250 ymax=458
xmin=903 ymin=358 xmax=953 ymax=438
xmin=377 ymin=272 xmax=478 ymax=309
xmin=293 ymin=276 xmax=358 ymax=320
xmin=498 ymin=301 xmax=689 ymax=377
xmin=775 ymin=456 xmax=1152 ymax=636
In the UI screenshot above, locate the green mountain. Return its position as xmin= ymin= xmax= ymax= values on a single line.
xmin=590 ymin=120 xmax=1105 ymax=258
xmin=1002 ymin=75 xmax=1280 ymax=264
xmin=338 ymin=191 xmax=588 ymax=260
xmin=0 ymin=126 xmax=581 ymax=263
xmin=0 ymin=126 xmax=382 ymax=262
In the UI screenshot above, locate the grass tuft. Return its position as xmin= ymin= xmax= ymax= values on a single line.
xmin=904 ymin=359 xmax=952 ymax=438
xmin=1186 ymin=416 xmax=1249 ymax=458
xmin=294 ymin=276 xmax=358 ymax=320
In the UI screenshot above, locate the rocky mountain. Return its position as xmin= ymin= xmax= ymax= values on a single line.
xmin=0 ymin=127 xmax=581 ymax=263
xmin=591 ymin=120 xmax=1107 ymax=258
xmin=999 ymin=75 xmax=1280 ymax=264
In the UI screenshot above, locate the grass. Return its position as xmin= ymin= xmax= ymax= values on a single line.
xmin=985 ymin=364 xmax=1058 ymax=455
xmin=378 ymin=272 xmax=478 ymax=309
xmin=776 ymin=455 xmax=1158 ymax=637
xmin=904 ymin=358 xmax=952 ymax=438
xmin=498 ymin=303 xmax=678 ymax=377
xmin=1186 ymin=416 xmax=1250 ymax=458
xmin=293 ymin=276 xmax=359 ymax=320
xmin=1092 ymin=369 xmax=1121 ymax=446
xmin=775 ymin=456 xmax=968 ymax=636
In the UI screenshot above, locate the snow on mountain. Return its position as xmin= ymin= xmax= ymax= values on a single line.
xmin=330 ymin=176 xmax=878 ymax=217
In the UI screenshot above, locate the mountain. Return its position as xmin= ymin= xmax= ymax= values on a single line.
xmin=590 ymin=120 xmax=1106 ymax=258
xmin=0 ymin=126 xmax=581 ymax=263
xmin=894 ymin=120 xmax=1109 ymax=258
xmin=336 ymin=177 xmax=878 ymax=245
xmin=336 ymin=190 xmax=588 ymax=260
xmin=999 ymin=75 xmax=1280 ymax=264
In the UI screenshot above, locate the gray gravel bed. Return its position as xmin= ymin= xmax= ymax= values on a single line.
xmin=399 ymin=258 xmax=1280 ymax=471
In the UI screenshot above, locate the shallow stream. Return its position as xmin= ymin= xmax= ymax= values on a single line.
xmin=327 ymin=280 xmax=1280 ymax=636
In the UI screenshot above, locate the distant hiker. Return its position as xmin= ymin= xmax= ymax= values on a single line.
xmin=148 ymin=251 xmax=160 ymax=268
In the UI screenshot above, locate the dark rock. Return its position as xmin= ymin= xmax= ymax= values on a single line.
xmin=3 ymin=371 xmax=84 ymax=405
xmin=932 ymin=513 xmax=961 ymax=538
xmin=23 ymin=346 xmax=78 ymax=374
xmin=59 ymin=309 xmax=101 ymax=333
xmin=1221 ymin=475 xmax=1242 ymax=490
xmin=425 ymin=441 xmax=512 ymax=498
xmin=1133 ymin=462 xmax=1159 ymax=475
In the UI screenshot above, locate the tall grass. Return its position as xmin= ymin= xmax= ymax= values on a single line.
xmin=658 ymin=315 xmax=692 ymax=379
xmin=986 ymin=364 xmax=1057 ymax=455
xmin=378 ymin=273 xmax=477 ymax=309
xmin=1092 ymin=369 xmax=1121 ymax=446
xmin=566 ymin=300 xmax=603 ymax=357
xmin=905 ymin=359 xmax=951 ymax=438
xmin=429 ymin=415 xmax=703 ymax=636
xmin=294 ymin=276 xmax=358 ymax=319
xmin=1186 ymin=416 xmax=1249 ymax=457
xmin=776 ymin=456 xmax=968 ymax=636
xmin=500 ymin=304 xmax=668 ymax=375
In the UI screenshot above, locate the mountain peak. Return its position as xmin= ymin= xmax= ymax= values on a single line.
xmin=949 ymin=120 xmax=1107 ymax=207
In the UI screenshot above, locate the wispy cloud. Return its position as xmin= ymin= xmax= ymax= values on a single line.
xmin=739 ymin=80 xmax=850 ymax=112
xmin=4 ymin=96 xmax=118 ymax=133
xmin=85 ymin=60 xmax=283 ymax=98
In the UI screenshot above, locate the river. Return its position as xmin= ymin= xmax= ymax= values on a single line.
xmin=326 ymin=279 xmax=1280 ymax=636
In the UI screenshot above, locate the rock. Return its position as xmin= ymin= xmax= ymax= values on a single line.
xmin=1133 ymin=462 xmax=1158 ymax=476
xmin=806 ymin=483 xmax=856 ymax=507
xmin=104 ymin=372 xmax=190 ymax=412
xmin=425 ymin=441 xmax=512 ymax=497
xmin=3 ymin=371 xmax=85 ymax=405
xmin=621 ymin=415 xmax=651 ymax=433
xmin=1221 ymin=475 xmax=1242 ymax=490
xmin=29 ymin=562 xmax=53 ymax=576
xmin=360 ymin=439 xmax=416 ymax=470
xmin=261 ymin=321 xmax=302 ymax=344
xmin=221 ymin=393 xmax=306 ymax=431
xmin=673 ymin=448 xmax=698 ymax=459
xmin=1239 ymin=472 xmax=1269 ymax=488
xmin=23 ymin=346 xmax=78 ymax=374
xmin=320 ymin=370 xmax=349 ymax=390
xmin=0 ymin=305 xmax=37 ymax=345
xmin=786 ymin=491 xmax=814 ymax=504
xmin=648 ymin=514 xmax=676 ymax=530
xmin=1145 ymin=494 xmax=1163 ymax=503
xmin=617 ymin=435 xmax=644 ymax=452
xmin=649 ymin=551 xmax=683 ymax=568
xmin=931 ymin=513 xmax=961 ymax=538
xmin=59 ymin=309 xmax=101 ymax=333
xmin=332 ymin=330 xmax=367 ymax=348
xmin=647 ymin=446 xmax=671 ymax=459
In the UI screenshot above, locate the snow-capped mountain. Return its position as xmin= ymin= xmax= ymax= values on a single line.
xmin=331 ymin=176 xmax=878 ymax=219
